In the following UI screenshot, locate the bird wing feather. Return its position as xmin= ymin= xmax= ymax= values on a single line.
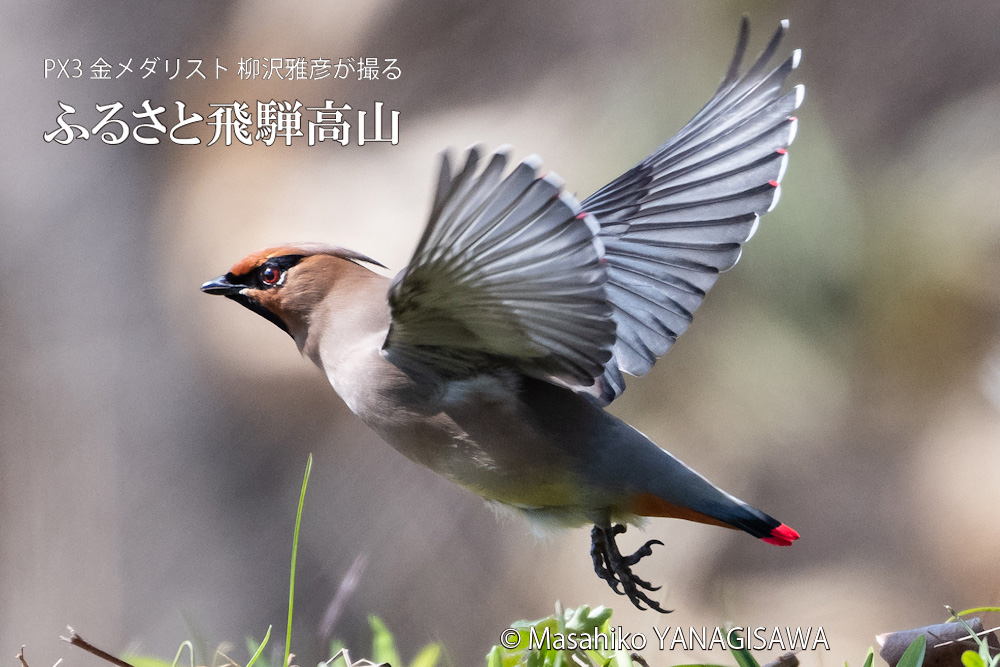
xmin=384 ymin=146 xmax=617 ymax=386
xmin=584 ymin=17 xmax=803 ymax=403
xmin=385 ymin=19 xmax=801 ymax=403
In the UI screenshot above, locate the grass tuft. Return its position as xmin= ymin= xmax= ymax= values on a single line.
xmin=285 ymin=454 xmax=313 ymax=667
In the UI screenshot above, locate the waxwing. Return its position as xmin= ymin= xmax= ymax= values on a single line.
xmin=203 ymin=18 xmax=803 ymax=612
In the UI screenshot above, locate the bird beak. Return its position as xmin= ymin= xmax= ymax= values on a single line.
xmin=201 ymin=272 xmax=291 ymax=334
xmin=200 ymin=275 xmax=244 ymax=296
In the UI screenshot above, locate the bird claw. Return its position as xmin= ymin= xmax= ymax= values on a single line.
xmin=624 ymin=539 xmax=664 ymax=567
xmin=590 ymin=524 xmax=672 ymax=613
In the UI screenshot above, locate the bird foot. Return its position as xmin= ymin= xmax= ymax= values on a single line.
xmin=590 ymin=523 xmax=671 ymax=613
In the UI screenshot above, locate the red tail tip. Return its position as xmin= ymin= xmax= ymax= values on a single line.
xmin=761 ymin=523 xmax=800 ymax=547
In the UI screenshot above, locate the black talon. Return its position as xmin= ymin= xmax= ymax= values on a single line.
xmin=625 ymin=570 xmax=660 ymax=593
xmin=589 ymin=522 xmax=672 ymax=613
xmin=624 ymin=539 xmax=664 ymax=567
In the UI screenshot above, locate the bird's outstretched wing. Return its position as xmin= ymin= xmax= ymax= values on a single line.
xmin=385 ymin=19 xmax=801 ymax=400
xmin=585 ymin=18 xmax=803 ymax=403
xmin=383 ymin=146 xmax=617 ymax=386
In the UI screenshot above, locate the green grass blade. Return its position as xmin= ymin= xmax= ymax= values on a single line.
xmin=486 ymin=646 xmax=504 ymax=667
xmin=729 ymin=631 xmax=761 ymax=667
xmin=284 ymin=454 xmax=313 ymax=667
xmin=554 ymin=602 xmax=567 ymax=667
xmin=247 ymin=638 xmax=260 ymax=660
xmin=171 ymin=641 xmax=195 ymax=667
xmin=947 ymin=608 xmax=991 ymax=655
xmin=369 ymin=615 xmax=402 ymax=667
xmin=896 ymin=635 xmax=926 ymax=667
xmin=611 ymin=650 xmax=632 ymax=667
xmin=954 ymin=608 xmax=1000 ymax=617
xmin=122 ymin=656 xmax=178 ymax=667
xmin=328 ymin=640 xmax=346 ymax=661
xmin=123 ymin=641 xmax=195 ymax=667
xmin=248 ymin=626 xmax=272 ymax=667
xmin=409 ymin=643 xmax=442 ymax=667
xmin=862 ymin=647 xmax=875 ymax=667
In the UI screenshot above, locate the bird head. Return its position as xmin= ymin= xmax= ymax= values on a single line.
xmin=201 ymin=243 xmax=386 ymax=344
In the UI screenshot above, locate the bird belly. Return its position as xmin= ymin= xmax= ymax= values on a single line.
xmin=343 ymin=365 xmax=596 ymax=519
xmin=321 ymin=347 xmax=645 ymax=526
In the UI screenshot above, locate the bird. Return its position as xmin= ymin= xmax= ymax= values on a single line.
xmin=202 ymin=18 xmax=803 ymax=613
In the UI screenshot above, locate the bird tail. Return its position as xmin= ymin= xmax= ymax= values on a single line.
xmin=714 ymin=504 xmax=800 ymax=546
xmin=630 ymin=489 xmax=799 ymax=546
xmin=624 ymin=444 xmax=800 ymax=547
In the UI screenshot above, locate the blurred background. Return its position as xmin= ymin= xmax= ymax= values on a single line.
xmin=3 ymin=1 xmax=1000 ymax=666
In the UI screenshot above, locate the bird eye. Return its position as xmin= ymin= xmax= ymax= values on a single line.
xmin=261 ymin=264 xmax=282 ymax=286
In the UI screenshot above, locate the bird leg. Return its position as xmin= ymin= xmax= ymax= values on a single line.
xmin=590 ymin=522 xmax=671 ymax=613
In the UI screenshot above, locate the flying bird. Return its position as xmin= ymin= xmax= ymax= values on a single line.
xmin=202 ymin=18 xmax=803 ymax=613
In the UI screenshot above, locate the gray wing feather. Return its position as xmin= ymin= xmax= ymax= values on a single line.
xmin=583 ymin=19 xmax=803 ymax=403
xmin=385 ymin=146 xmax=616 ymax=386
